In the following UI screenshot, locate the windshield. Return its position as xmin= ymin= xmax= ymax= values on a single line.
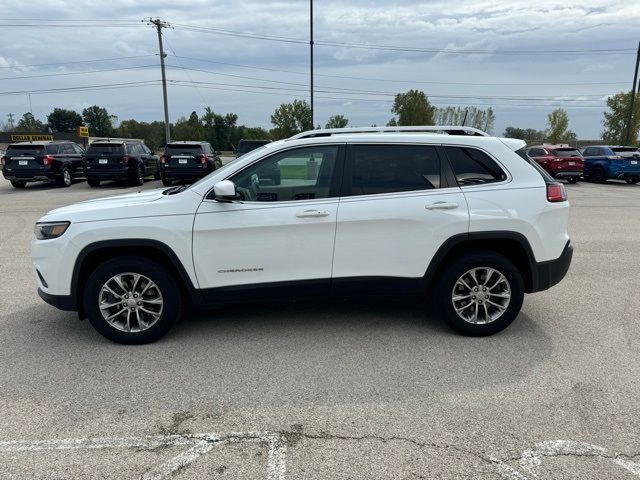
xmin=165 ymin=145 xmax=203 ymax=154
xmin=7 ymin=145 xmax=45 ymax=155
xmin=190 ymin=145 xmax=270 ymax=190
xmin=87 ymin=144 xmax=124 ymax=154
xmin=552 ymin=149 xmax=582 ymax=157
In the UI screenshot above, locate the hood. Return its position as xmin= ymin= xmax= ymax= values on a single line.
xmin=38 ymin=188 xmax=201 ymax=223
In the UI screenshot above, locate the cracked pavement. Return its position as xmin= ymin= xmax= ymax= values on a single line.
xmin=0 ymin=179 xmax=639 ymax=479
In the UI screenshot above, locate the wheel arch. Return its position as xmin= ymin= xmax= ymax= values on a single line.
xmin=71 ymin=239 xmax=200 ymax=318
xmin=424 ymin=232 xmax=538 ymax=294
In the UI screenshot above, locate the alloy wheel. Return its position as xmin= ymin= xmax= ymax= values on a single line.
xmin=451 ymin=267 xmax=511 ymax=324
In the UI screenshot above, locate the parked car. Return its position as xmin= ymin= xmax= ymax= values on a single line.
xmin=1 ymin=140 xmax=85 ymax=188
xmin=32 ymin=126 xmax=572 ymax=344
xmin=235 ymin=139 xmax=271 ymax=158
xmin=525 ymin=145 xmax=584 ymax=183
xmin=83 ymin=140 xmax=160 ymax=187
xmin=160 ymin=141 xmax=222 ymax=187
xmin=579 ymin=146 xmax=640 ymax=184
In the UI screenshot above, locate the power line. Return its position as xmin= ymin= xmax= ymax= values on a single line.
xmin=0 ymin=55 xmax=155 ymax=70
xmin=0 ymin=80 xmax=160 ymax=96
xmin=0 ymin=64 xmax=157 ymax=81
xmin=174 ymin=55 xmax=629 ymax=87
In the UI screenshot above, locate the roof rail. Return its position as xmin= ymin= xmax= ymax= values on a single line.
xmin=288 ymin=126 xmax=490 ymax=140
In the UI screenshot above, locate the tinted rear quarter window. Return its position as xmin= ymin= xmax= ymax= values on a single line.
xmin=350 ymin=144 xmax=440 ymax=196
xmin=446 ymin=146 xmax=507 ymax=185
xmin=515 ymin=148 xmax=555 ymax=182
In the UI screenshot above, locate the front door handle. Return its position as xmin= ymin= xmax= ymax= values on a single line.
xmin=296 ymin=210 xmax=331 ymax=218
xmin=425 ymin=202 xmax=459 ymax=210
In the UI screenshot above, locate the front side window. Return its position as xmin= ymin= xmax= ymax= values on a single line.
xmin=230 ymin=145 xmax=339 ymax=202
xmin=446 ymin=146 xmax=507 ymax=186
xmin=349 ymin=144 xmax=440 ymax=196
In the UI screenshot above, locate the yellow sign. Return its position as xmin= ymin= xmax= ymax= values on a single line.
xmin=11 ymin=134 xmax=54 ymax=142
xmin=78 ymin=126 xmax=89 ymax=137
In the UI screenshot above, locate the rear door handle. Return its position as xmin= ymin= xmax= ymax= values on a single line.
xmin=425 ymin=202 xmax=459 ymax=210
xmin=296 ymin=210 xmax=331 ymax=218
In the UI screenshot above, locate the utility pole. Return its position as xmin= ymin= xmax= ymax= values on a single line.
xmin=310 ymin=0 xmax=314 ymax=128
xmin=147 ymin=18 xmax=172 ymax=144
xmin=624 ymin=41 xmax=640 ymax=145
xmin=28 ymin=93 xmax=33 ymax=114
xmin=7 ymin=113 xmax=15 ymax=130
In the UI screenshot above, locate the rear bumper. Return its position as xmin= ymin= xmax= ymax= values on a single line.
xmin=38 ymin=288 xmax=77 ymax=311
xmin=3 ymin=169 xmax=55 ymax=182
xmin=552 ymin=170 xmax=582 ymax=179
xmin=531 ymin=240 xmax=573 ymax=292
xmin=84 ymin=167 xmax=132 ymax=180
xmin=161 ymin=167 xmax=209 ymax=179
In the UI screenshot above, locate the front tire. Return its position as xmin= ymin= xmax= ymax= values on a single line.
xmin=592 ymin=167 xmax=606 ymax=183
xmin=10 ymin=180 xmax=27 ymax=188
xmin=133 ymin=164 xmax=144 ymax=186
xmin=162 ymin=177 xmax=173 ymax=187
xmin=625 ymin=177 xmax=639 ymax=184
xmin=87 ymin=178 xmax=100 ymax=187
xmin=434 ymin=251 xmax=524 ymax=336
xmin=83 ymin=257 xmax=181 ymax=344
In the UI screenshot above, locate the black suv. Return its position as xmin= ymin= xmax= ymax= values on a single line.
xmin=235 ymin=139 xmax=271 ymax=158
xmin=83 ymin=140 xmax=160 ymax=187
xmin=1 ymin=141 xmax=85 ymax=188
xmin=160 ymin=141 xmax=222 ymax=187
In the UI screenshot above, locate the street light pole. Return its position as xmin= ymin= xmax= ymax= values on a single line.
xmin=624 ymin=41 xmax=640 ymax=145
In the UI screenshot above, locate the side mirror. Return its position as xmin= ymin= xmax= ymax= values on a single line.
xmin=213 ymin=180 xmax=239 ymax=202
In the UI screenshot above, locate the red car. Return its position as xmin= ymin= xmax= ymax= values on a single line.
xmin=525 ymin=145 xmax=584 ymax=183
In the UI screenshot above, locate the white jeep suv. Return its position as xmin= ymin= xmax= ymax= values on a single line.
xmin=32 ymin=126 xmax=572 ymax=344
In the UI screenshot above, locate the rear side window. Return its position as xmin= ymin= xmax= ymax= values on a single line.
xmin=349 ymin=144 xmax=440 ymax=196
xmin=612 ymin=147 xmax=640 ymax=157
xmin=446 ymin=147 xmax=507 ymax=185
xmin=7 ymin=145 xmax=45 ymax=156
xmin=87 ymin=144 xmax=124 ymax=154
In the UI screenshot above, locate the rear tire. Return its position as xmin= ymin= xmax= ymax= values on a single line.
xmin=213 ymin=159 xmax=223 ymax=170
xmin=162 ymin=178 xmax=173 ymax=187
xmin=83 ymin=256 xmax=181 ymax=344
xmin=133 ymin=164 xmax=144 ymax=186
xmin=567 ymin=177 xmax=579 ymax=184
xmin=87 ymin=178 xmax=100 ymax=187
xmin=433 ymin=251 xmax=524 ymax=336
xmin=10 ymin=180 xmax=27 ymax=188
xmin=592 ymin=167 xmax=606 ymax=183
xmin=57 ymin=166 xmax=73 ymax=187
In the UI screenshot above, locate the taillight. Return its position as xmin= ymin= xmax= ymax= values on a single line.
xmin=0 ymin=156 xmax=5 ymax=165
xmin=160 ymin=155 xmax=166 ymax=164
xmin=43 ymin=155 xmax=55 ymax=166
xmin=547 ymin=183 xmax=567 ymax=202
xmin=121 ymin=155 xmax=132 ymax=164
xmin=201 ymin=154 xmax=209 ymax=164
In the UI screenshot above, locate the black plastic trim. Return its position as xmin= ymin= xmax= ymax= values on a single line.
xmin=532 ymin=240 xmax=573 ymax=292
xmin=38 ymin=288 xmax=76 ymax=311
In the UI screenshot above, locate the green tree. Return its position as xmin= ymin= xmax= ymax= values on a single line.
xmin=503 ymin=127 xmax=546 ymax=142
xmin=546 ymin=109 xmax=576 ymax=144
xmin=82 ymin=105 xmax=116 ymax=137
xmin=325 ymin=114 xmax=349 ymax=129
xmin=118 ymin=119 xmax=166 ymax=151
xmin=601 ymin=91 xmax=640 ymax=144
xmin=388 ymin=89 xmax=436 ymax=126
xmin=434 ymin=106 xmax=495 ymax=133
xmin=47 ymin=108 xmax=83 ymax=133
xmin=15 ymin=112 xmax=45 ymax=132
xmin=172 ymin=111 xmax=205 ymax=141
xmin=270 ymin=100 xmax=312 ymax=139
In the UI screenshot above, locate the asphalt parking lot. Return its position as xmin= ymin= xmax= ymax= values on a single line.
xmin=1 ymin=178 xmax=639 ymax=479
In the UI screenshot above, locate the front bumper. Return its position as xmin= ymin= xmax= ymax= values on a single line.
xmin=531 ymin=240 xmax=573 ymax=292
xmin=38 ymin=288 xmax=77 ymax=311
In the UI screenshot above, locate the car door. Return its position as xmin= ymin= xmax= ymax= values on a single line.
xmin=331 ymin=143 xmax=469 ymax=293
xmin=70 ymin=143 xmax=84 ymax=175
xmin=141 ymin=143 xmax=158 ymax=174
xmin=192 ymin=144 xmax=344 ymax=298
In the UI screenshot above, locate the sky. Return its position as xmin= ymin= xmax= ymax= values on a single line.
xmin=0 ymin=0 xmax=638 ymax=138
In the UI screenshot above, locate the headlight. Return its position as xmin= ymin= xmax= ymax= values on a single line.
xmin=34 ymin=221 xmax=70 ymax=240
